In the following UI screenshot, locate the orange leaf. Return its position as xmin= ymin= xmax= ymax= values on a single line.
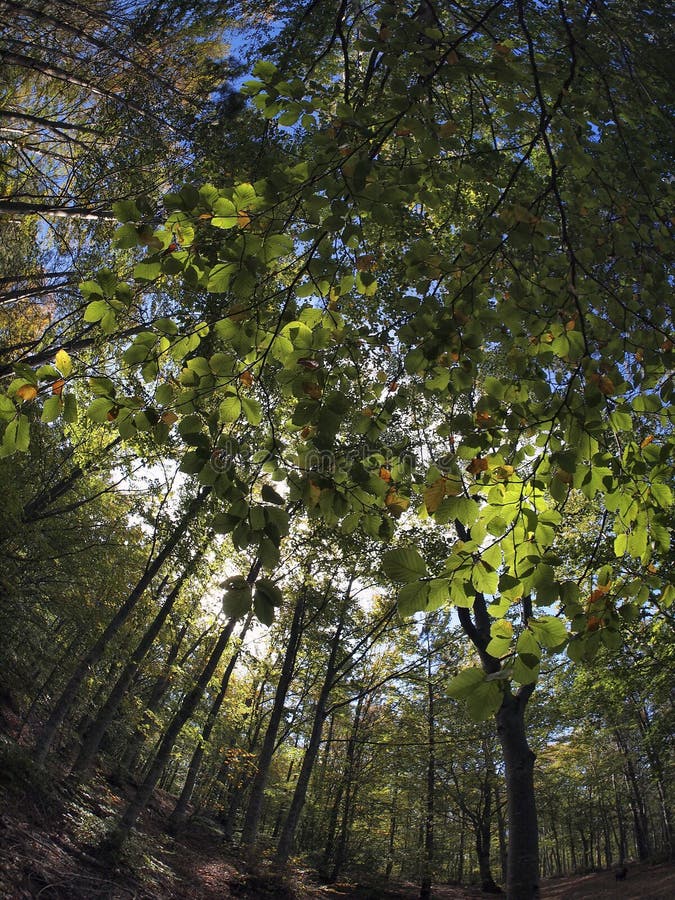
xmin=385 ymin=487 xmax=409 ymax=518
xmin=237 ymin=211 xmax=251 ymax=229
xmin=302 ymin=382 xmax=322 ymax=400
xmin=356 ymin=254 xmax=377 ymax=271
xmin=379 ymin=466 xmax=392 ymax=483
xmin=467 ymin=457 xmax=488 ymax=475
xmin=640 ymin=435 xmax=654 ymax=449
xmin=17 ymin=385 xmax=37 ymax=402
xmin=240 ymin=371 xmax=254 ymax=388
xmin=106 ymin=406 xmax=120 ymax=421
xmin=307 ymin=480 xmax=321 ymax=507
xmin=52 ymin=379 xmax=65 ymax=397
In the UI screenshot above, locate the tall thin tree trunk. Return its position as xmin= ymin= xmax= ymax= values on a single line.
xmin=169 ymin=612 xmax=253 ymax=829
xmin=275 ymin=596 xmax=348 ymax=863
xmin=107 ymin=616 xmax=237 ymax=848
xmin=240 ymin=591 xmax=306 ymax=847
xmin=70 ymin=546 xmax=206 ymax=778
xmin=420 ymin=634 xmax=435 ymax=900
xmin=33 ymin=491 xmax=207 ymax=765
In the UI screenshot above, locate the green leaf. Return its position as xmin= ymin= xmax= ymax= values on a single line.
xmin=219 ymin=394 xmax=241 ymax=423
xmin=0 ymin=395 xmax=16 ymax=421
xmin=255 ymin=578 xmax=283 ymax=607
xmin=112 ymin=199 xmax=142 ymax=222
xmin=241 ymin=396 xmax=262 ymax=425
xmin=528 ymin=615 xmax=567 ymax=649
xmin=134 ymin=261 xmax=161 ymax=281
xmin=471 ymin=561 xmax=499 ymax=595
xmin=397 ymin=581 xmax=430 ymax=616
xmin=254 ymin=593 xmax=275 ymax=626
xmin=86 ymin=398 xmax=115 ymax=422
xmin=467 ymin=681 xmax=503 ymax=721
xmin=382 ymin=546 xmax=428 ymax=583
xmin=84 ymin=299 xmax=108 ymax=322
xmin=262 ymin=484 xmax=285 ymax=505
xmin=222 ymin=579 xmax=253 ymax=618
xmin=41 ymin=396 xmax=62 ymax=423
xmin=207 ymin=263 xmax=237 ymax=292
xmin=447 ymin=667 xmax=485 ymax=699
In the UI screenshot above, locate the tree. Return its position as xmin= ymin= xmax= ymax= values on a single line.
xmin=1 ymin=2 xmax=672 ymax=897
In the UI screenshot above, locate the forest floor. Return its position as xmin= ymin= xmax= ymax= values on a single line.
xmin=0 ymin=740 xmax=673 ymax=900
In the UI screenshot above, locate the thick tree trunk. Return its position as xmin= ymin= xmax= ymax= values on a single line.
xmin=168 ymin=613 xmax=253 ymax=829
xmin=71 ymin=548 xmax=205 ymax=778
xmin=33 ymin=490 xmax=207 ymax=765
xmin=107 ymin=617 xmax=237 ymax=848
xmin=496 ymin=688 xmax=539 ymax=900
xmin=240 ymin=591 xmax=306 ymax=847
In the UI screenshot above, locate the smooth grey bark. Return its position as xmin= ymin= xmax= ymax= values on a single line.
xmin=70 ymin=546 xmax=207 ymax=778
xmin=108 ymin=616 xmax=237 ymax=848
xmin=33 ymin=490 xmax=207 ymax=764
xmin=168 ymin=612 xmax=253 ymax=829
xmin=240 ymin=590 xmax=306 ymax=846
xmin=0 ymin=199 xmax=114 ymax=220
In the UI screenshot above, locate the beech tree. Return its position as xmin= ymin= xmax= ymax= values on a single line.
xmin=1 ymin=2 xmax=673 ymax=898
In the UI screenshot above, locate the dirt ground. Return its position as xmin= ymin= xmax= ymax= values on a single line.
xmin=0 ymin=753 xmax=672 ymax=900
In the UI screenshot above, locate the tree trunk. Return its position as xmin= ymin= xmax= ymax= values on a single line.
xmin=496 ymin=688 xmax=539 ymax=899
xmin=168 ymin=612 xmax=253 ymax=829
xmin=275 ymin=599 xmax=347 ymax=863
xmin=33 ymin=490 xmax=207 ymax=765
xmin=118 ymin=616 xmax=192 ymax=776
xmin=70 ymin=548 xmax=206 ymax=778
xmin=420 ymin=636 xmax=435 ymax=900
xmin=240 ymin=591 xmax=306 ymax=847
xmin=107 ymin=616 xmax=237 ymax=848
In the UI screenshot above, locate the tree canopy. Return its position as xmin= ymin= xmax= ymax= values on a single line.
xmin=0 ymin=2 xmax=672 ymax=899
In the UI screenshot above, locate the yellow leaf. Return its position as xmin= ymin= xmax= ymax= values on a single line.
xmin=17 ymin=385 xmax=37 ymax=402
xmin=55 ymin=349 xmax=72 ymax=377
xmin=424 ymin=477 xmax=447 ymax=514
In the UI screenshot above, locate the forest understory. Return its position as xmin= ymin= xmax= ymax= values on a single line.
xmin=1 ymin=736 xmax=673 ymax=900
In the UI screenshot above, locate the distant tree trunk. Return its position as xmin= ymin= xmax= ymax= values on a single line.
xmin=118 ymin=616 xmax=192 ymax=776
xmin=70 ymin=546 xmax=206 ymax=778
xmin=612 ymin=773 xmax=628 ymax=863
xmin=107 ymin=616 xmax=237 ymax=848
xmin=328 ymin=694 xmax=367 ymax=883
xmin=33 ymin=489 xmax=208 ymax=765
xmin=275 ymin=597 xmax=347 ymax=863
xmin=420 ymin=633 xmax=435 ymax=900
xmin=168 ymin=612 xmax=253 ymax=829
xmin=240 ymin=591 xmax=306 ymax=846
xmin=615 ymin=728 xmax=650 ymax=860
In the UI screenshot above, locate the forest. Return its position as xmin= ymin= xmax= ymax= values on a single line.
xmin=0 ymin=2 xmax=672 ymax=899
